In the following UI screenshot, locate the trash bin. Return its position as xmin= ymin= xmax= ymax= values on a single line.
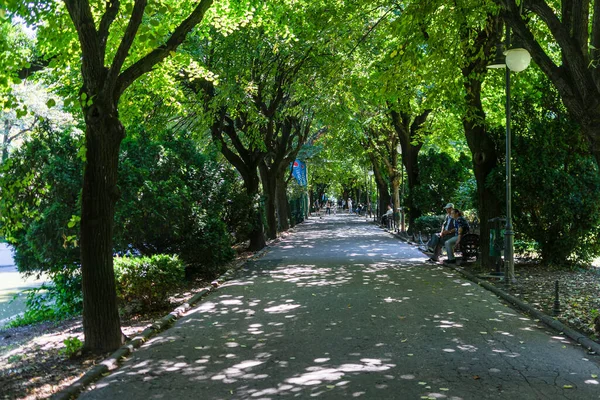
xmin=488 ymin=217 xmax=506 ymax=275
xmin=488 ymin=217 xmax=505 ymax=257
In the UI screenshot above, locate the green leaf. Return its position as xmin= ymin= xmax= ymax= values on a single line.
xmin=46 ymin=98 xmax=56 ymax=108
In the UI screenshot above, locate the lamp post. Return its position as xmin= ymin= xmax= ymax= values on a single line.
xmin=487 ymin=26 xmax=531 ymax=285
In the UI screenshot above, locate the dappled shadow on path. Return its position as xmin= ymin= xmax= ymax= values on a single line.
xmin=80 ymin=217 xmax=600 ymax=400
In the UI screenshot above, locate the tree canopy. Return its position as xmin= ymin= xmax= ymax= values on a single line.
xmin=1 ymin=0 xmax=600 ymax=353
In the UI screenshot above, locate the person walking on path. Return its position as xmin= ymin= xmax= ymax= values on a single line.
xmin=347 ymin=198 xmax=353 ymax=214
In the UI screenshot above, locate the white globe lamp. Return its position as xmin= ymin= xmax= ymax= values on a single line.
xmin=505 ymin=47 xmax=531 ymax=72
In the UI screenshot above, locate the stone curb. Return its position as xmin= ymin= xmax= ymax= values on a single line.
xmin=446 ymin=265 xmax=600 ymax=356
xmin=51 ymin=245 xmax=272 ymax=400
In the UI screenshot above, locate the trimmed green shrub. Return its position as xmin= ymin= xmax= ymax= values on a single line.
xmin=114 ymin=131 xmax=236 ymax=275
xmin=114 ymin=254 xmax=185 ymax=311
xmin=412 ymin=215 xmax=444 ymax=234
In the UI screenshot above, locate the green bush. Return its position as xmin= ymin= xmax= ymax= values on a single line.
xmin=411 ymin=150 xmax=472 ymax=215
xmin=412 ymin=215 xmax=444 ymax=234
xmin=114 ymin=131 xmax=236 ymax=275
xmin=114 ymin=254 xmax=185 ymax=311
xmin=60 ymin=336 xmax=83 ymax=358
xmin=491 ymin=80 xmax=600 ymax=265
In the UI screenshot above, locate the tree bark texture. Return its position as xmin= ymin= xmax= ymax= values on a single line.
xmin=80 ymin=100 xmax=125 ymax=353
xmin=259 ymin=162 xmax=278 ymax=240
xmin=276 ymin=172 xmax=290 ymax=231
xmin=370 ymin=156 xmax=391 ymax=220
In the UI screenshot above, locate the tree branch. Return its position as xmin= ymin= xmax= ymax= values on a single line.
xmin=98 ymin=0 xmax=121 ymax=56
xmin=64 ymin=0 xmax=105 ymax=90
xmin=104 ymin=0 xmax=147 ymax=95
xmin=571 ymin=0 xmax=590 ymax=60
xmin=115 ymin=0 xmax=213 ymax=99
xmin=499 ymin=1 xmax=570 ymax=95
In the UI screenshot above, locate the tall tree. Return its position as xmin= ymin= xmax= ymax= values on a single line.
xmin=389 ymin=106 xmax=432 ymax=230
xmin=5 ymin=0 xmax=218 ymax=353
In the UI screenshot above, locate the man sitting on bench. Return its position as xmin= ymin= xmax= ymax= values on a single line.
xmin=444 ymin=208 xmax=470 ymax=264
xmin=427 ymin=203 xmax=456 ymax=262
xmin=381 ymin=205 xmax=393 ymax=228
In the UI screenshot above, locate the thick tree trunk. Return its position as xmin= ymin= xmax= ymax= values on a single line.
xmin=259 ymin=163 xmax=277 ymax=240
xmin=275 ymin=173 xmax=290 ymax=231
xmin=391 ymin=109 xmax=429 ymax=233
xmin=391 ymin=176 xmax=400 ymax=225
xmin=80 ymin=102 xmax=125 ymax=353
xmin=460 ymin=17 xmax=503 ymax=268
xmin=464 ymin=120 xmax=502 ymax=266
xmin=404 ymin=149 xmax=422 ymax=233
xmin=246 ymin=178 xmax=266 ymax=251
xmin=378 ymin=181 xmax=391 ymax=220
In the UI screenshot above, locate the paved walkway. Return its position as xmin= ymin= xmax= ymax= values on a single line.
xmin=79 ymin=215 xmax=600 ymax=399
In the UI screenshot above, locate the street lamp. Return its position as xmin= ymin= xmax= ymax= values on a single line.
xmin=487 ymin=26 xmax=531 ymax=285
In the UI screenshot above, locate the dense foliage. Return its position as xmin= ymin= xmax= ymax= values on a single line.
xmin=114 ymin=254 xmax=185 ymax=312
xmin=0 ymin=125 xmax=254 ymax=325
xmin=115 ymin=131 xmax=238 ymax=276
xmin=508 ymin=87 xmax=600 ymax=265
xmin=411 ymin=149 xmax=473 ymax=215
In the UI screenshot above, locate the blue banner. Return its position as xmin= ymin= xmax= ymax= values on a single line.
xmin=291 ymin=159 xmax=307 ymax=186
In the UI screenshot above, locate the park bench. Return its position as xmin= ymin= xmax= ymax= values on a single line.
xmin=416 ymin=231 xmax=480 ymax=263
xmin=457 ymin=233 xmax=479 ymax=261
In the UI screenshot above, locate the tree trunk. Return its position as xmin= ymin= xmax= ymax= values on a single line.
xmin=259 ymin=163 xmax=277 ymax=240
xmin=463 ymin=109 xmax=502 ymax=266
xmin=390 ymin=108 xmax=430 ymax=233
xmin=2 ymin=119 xmax=9 ymax=163
xmin=80 ymin=101 xmax=125 ymax=353
xmin=391 ymin=175 xmax=400 ymax=225
xmin=460 ymin=16 xmax=503 ymax=268
xmin=276 ymin=173 xmax=290 ymax=231
xmin=404 ymin=148 xmax=422 ymax=233
xmin=246 ymin=177 xmax=266 ymax=251
xmin=378 ymin=181 xmax=391 ymax=220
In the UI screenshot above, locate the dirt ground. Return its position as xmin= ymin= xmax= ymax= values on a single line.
xmin=475 ymin=261 xmax=600 ymax=340
xmin=1 ymin=254 xmax=599 ymax=399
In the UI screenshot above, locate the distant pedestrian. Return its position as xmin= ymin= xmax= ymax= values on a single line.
xmin=326 ymin=201 xmax=331 ymax=215
xmin=347 ymin=198 xmax=353 ymax=214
